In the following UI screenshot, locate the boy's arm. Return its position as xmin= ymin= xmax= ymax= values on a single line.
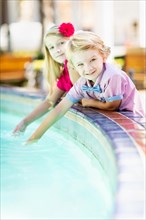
xmin=81 ymin=98 xmax=121 ymax=110
xmin=26 ymin=97 xmax=73 ymax=143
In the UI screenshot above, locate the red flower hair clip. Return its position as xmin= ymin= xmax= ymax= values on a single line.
xmin=59 ymin=23 xmax=75 ymax=37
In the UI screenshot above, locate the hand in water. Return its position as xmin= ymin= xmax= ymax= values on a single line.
xmin=23 ymin=139 xmax=38 ymax=146
xmin=13 ymin=120 xmax=27 ymax=135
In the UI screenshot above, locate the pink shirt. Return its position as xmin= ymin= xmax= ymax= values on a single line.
xmin=66 ymin=63 xmax=144 ymax=117
xmin=57 ymin=60 xmax=73 ymax=92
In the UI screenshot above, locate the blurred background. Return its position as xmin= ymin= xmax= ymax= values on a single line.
xmin=0 ymin=0 xmax=145 ymax=92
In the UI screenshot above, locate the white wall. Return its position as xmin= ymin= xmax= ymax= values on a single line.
xmin=114 ymin=0 xmax=140 ymax=46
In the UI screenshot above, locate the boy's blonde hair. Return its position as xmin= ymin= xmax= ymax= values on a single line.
xmin=66 ymin=30 xmax=111 ymax=67
xmin=43 ymin=25 xmax=67 ymax=94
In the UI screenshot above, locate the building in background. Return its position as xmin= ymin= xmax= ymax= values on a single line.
xmin=0 ymin=0 xmax=145 ymax=89
xmin=0 ymin=0 xmax=145 ymax=52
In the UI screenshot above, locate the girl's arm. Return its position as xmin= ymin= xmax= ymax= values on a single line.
xmin=81 ymin=98 xmax=121 ymax=111
xmin=67 ymin=62 xmax=80 ymax=84
xmin=26 ymin=98 xmax=73 ymax=143
xmin=13 ymin=85 xmax=64 ymax=134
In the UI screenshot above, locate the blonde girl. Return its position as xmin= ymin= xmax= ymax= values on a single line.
xmin=43 ymin=23 xmax=79 ymax=94
xmin=13 ymin=23 xmax=79 ymax=134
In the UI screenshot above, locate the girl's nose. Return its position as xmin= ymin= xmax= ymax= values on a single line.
xmin=57 ymin=48 xmax=61 ymax=53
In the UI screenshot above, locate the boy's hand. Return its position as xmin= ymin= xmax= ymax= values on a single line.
xmin=24 ymin=134 xmax=39 ymax=145
xmin=24 ymin=139 xmax=38 ymax=146
xmin=81 ymin=98 xmax=93 ymax=107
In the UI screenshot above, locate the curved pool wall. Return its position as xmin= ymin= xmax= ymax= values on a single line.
xmin=1 ymin=86 xmax=145 ymax=220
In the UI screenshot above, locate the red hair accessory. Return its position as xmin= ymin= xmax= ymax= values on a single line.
xmin=59 ymin=23 xmax=75 ymax=37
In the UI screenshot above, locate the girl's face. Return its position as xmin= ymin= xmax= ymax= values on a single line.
xmin=72 ymin=49 xmax=105 ymax=82
xmin=45 ymin=35 xmax=68 ymax=64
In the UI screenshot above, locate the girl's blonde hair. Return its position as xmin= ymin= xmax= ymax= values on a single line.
xmin=43 ymin=25 xmax=67 ymax=94
xmin=66 ymin=30 xmax=111 ymax=67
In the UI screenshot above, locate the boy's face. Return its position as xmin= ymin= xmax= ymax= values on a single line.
xmin=45 ymin=35 xmax=68 ymax=64
xmin=72 ymin=49 xmax=105 ymax=82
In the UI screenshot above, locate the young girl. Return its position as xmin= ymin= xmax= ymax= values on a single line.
xmin=13 ymin=22 xmax=79 ymax=134
xmin=26 ymin=30 xmax=144 ymax=143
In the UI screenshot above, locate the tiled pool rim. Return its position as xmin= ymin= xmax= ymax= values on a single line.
xmin=1 ymin=86 xmax=145 ymax=220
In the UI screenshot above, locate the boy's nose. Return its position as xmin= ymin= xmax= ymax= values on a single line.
xmin=84 ymin=64 xmax=92 ymax=74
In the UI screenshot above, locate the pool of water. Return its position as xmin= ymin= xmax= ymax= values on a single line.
xmin=1 ymin=101 xmax=114 ymax=219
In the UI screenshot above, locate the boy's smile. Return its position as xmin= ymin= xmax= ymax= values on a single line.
xmin=72 ymin=49 xmax=105 ymax=82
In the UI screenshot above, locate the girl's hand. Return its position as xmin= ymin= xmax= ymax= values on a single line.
xmin=13 ymin=120 xmax=27 ymax=135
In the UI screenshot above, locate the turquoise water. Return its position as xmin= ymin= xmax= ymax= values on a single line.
xmin=1 ymin=108 xmax=114 ymax=220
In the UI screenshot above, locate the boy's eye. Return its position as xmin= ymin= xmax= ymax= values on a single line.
xmin=91 ymin=58 xmax=96 ymax=62
xmin=78 ymin=63 xmax=83 ymax=67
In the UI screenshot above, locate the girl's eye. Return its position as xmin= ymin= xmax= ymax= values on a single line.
xmin=60 ymin=41 xmax=65 ymax=45
xmin=49 ymin=46 xmax=54 ymax=50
